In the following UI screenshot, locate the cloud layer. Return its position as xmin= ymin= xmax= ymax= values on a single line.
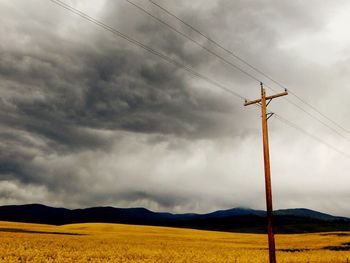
xmin=0 ymin=0 xmax=350 ymax=216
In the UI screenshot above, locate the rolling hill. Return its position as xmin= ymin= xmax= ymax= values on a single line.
xmin=0 ymin=204 xmax=349 ymax=233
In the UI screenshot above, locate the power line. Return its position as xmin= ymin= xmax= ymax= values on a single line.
xmin=147 ymin=0 xmax=350 ymax=138
xmin=49 ymin=0 xmax=247 ymax=101
xmin=132 ymin=0 xmax=350 ymax=142
xmin=124 ymin=0 xmax=262 ymax=84
xmin=275 ymin=114 xmax=350 ymax=160
xmin=287 ymin=90 xmax=350 ymax=135
xmin=48 ymin=0 xmax=350 ymax=161
xmin=148 ymin=0 xmax=269 ymax=83
xmin=282 ymin=97 xmax=349 ymax=141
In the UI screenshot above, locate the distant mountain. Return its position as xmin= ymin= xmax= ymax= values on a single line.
xmin=274 ymin=208 xmax=349 ymax=221
xmin=201 ymin=207 xmax=265 ymax=218
xmin=0 ymin=204 xmax=349 ymax=234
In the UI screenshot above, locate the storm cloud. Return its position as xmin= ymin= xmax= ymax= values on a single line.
xmin=0 ymin=0 xmax=350 ymax=215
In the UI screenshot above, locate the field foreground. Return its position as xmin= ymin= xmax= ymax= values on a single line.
xmin=0 ymin=221 xmax=349 ymax=262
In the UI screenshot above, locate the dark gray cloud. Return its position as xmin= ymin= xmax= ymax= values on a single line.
xmin=0 ymin=0 xmax=350 ymax=216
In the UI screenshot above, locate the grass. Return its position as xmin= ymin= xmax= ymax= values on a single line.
xmin=0 ymin=221 xmax=349 ymax=262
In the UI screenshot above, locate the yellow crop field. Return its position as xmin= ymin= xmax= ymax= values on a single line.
xmin=0 ymin=221 xmax=349 ymax=262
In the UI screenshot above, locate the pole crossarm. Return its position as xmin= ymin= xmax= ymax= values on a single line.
xmin=244 ymin=90 xmax=288 ymax=106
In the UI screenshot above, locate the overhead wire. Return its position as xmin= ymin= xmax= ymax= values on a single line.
xmin=279 ymin=97 xmax=349 ymax=141
xmin=49 ymin=0 xmax=247 ymax=101
xmin=275 ymin=114 xmax=350 ymax=160
xmin=124 ymin=0 xmax=262 ymax=84
xmin=147 ymin=0 xmax=350 ymax=138
xmin=148 ymin=0 xmax=272 ymax=83
xmin=287 ymin=90 xmax=350 ymax=135
xmin=48 ymin=0 xmax=350 ymax=160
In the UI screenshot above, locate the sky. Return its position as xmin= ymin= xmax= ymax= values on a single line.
xmin=0 ymin=0 xmax=350 ymax=216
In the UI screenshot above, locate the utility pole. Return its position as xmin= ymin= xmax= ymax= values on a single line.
xmin=244 ymin=83 xmax=288 ymax=263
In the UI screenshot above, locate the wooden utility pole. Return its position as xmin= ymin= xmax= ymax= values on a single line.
xmin=244 ymin=83 xmax=288 ymax=263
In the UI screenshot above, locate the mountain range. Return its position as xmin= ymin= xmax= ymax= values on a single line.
xmin=0 ymin=204 xmax=349 ymax=234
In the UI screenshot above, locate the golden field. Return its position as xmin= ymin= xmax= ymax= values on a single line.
xmin=0 ymin=221 xmax=349 ymax=262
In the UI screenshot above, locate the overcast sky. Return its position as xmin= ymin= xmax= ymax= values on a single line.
xmin=1 ymin=0 xmax=350 ymax=216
